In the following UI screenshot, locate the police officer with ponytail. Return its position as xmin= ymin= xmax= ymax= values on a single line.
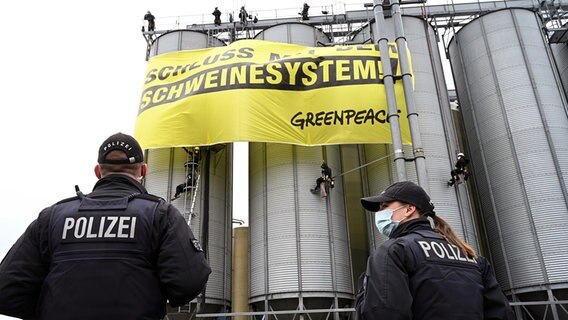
xmin=0 ymin=132 xmax=211 ymax=320
xmin=356 ymin=181 xmax=513 ymax=320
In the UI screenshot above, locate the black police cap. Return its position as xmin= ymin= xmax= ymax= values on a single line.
xmin=361 ymin=181 xmax=435 ymax=216
xmin=98 ymin=132 xmax=144 ymax=165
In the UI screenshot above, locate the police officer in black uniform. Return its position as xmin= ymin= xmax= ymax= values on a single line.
xmin=0 ymin=132 xmax=211 ymax=320
xmin=356 ymin=181 xmax=514 ymax=320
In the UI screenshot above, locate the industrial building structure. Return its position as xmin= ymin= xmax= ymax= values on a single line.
xmin=140 ymin=1 xmax=568 ymax=319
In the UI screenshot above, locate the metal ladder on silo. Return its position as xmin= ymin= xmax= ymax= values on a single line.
xmin=186 ymin=171 xmax=201 ymax=225
xmin=207 ymin=26 xmax=229 ymax=47
xmin=207 ymin=29 xmax=218 ymax=47
xmin=181 ymin=148 xmax=201 ymax=225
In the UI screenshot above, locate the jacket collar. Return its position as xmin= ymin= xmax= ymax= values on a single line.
xmin=89 ymin=174 xmax=148 ymax=198
xmin=390 ymin=217 xmax=432 ymax=238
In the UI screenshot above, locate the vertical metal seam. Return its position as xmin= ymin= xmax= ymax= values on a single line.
xmin=292 ymin=145 xmax=303 ymax=305
xmin=358 ymin=145 xmax=375 ymax=252
xmin=455 ymin=16 xmax=515 ymax=289
xmin=339 ymin=146 xmax=355 ymax=295
xmin=225 ymin=147 xmax=232 ymax=309
xmin=476 ymin=11 xmax=521 ymax=290
xmin=262 ymin=143 xmax=269 ymax=314
xmin=508 ymin=9 xmax=550 ymax=283
xmin=323 ymin=146 xmax=339 ymax=320
xmin=422 ymin=16 xmax=473 ymax=244
xmin=535 ymin=13 xmax=568 ymax=214
xmin=248 ymin=147 xmax=253 ymax=301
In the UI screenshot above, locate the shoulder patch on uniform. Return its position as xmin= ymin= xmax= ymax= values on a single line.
xmin=414 ymin=238 xmax=477 ymax=267
xmin=192 ymin=239 xmax=204 ymax=252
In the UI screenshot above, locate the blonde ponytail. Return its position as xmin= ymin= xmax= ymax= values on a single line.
xmin=432 ymin=215 xmax=477 ymax=259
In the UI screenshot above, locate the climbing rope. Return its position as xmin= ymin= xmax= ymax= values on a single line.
xmin=332 ymin=152 xmax=394 ymax=179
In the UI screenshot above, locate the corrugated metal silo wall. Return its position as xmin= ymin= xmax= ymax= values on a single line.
xmin=150 ymin=30 xmax=226 ymax=56
xmin=249 ymin=144 xmax=353 ymax=302
xmin=253 ymin=22 xmax=331 ymax=46
xmin=145 ymin=147 xmax=232 ymax=309
xmin=186 ymin=146 xmax=232 ymax=308
xmin=351 ymin=17 xmax=479 ymax=251
xmin=249 ymin=24 xmax=354 ymax=314
xmin=145 ymin=30 xmax=232 ymax=311
xmin=448 ymin=9 xmax=568 ymax=293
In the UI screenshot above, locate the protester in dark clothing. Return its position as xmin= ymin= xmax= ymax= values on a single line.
xmin=311 ymin=161 xmax=335 ymax=197
xmin=449 ymin=152 xmax=471 ymax=186
xmin=300 ymin=3 xmax=310 ymax=20
xmin=172 ymin=160 xmax=199 ymax=201
xmin=357 ymin=181 xmax=514 ymax=320
xmin=239 ymin=6 xmax=248 ymax=25
xmin=0 ymin=132 xmax=211 ymax=320
xmin=213 ymin=7 xmax=222 ymax=26
xmin=144 ymin=11 xmax=156 ymax=31
xmin=321 ymin=161 xmax=332 ymax=179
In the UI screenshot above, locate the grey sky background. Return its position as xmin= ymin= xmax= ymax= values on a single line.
xmin=0 ymin=0 xmax=468 ymax=318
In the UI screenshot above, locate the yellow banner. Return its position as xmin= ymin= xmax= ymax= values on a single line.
xmin=134 ymin=39 xmax=411 ymax=148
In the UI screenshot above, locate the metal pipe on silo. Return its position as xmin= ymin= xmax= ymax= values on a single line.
xmin=390 ymin=0 xmax=429 ymax=192
xmin=198 ymin=148 xmax=211 ymax=314
xmin=372 ymin=0 xmax=407 ymax=181
xmin=350 ymin=15 xmax=479 ymax=252
xmin=322 ymin=146 xmax=340 ymax=320
xmin=232 ymin=226 xmax=249 ymax=320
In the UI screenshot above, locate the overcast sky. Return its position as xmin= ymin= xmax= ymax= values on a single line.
xmin=0 ymin=0 xmax=391 ymax=271
xmin=0 ymin=0 xmax=469 ymax=317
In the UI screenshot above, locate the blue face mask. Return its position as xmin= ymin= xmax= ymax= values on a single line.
xmin=375 ymin=205 xmax=406 ymax=237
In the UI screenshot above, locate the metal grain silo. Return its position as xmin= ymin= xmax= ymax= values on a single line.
xmin=144 ymin=30 xmax=231 ymax=315
xmin=145 ymin=146 xmax=232 ymax=314
xmin=448 ymin=8 xmax=568 ymax=315
xmin=249 ymin=144 xmax=353 ymax=317
xmin=249 ymin=24 xmax=353 ymax=319
xmin=149 ymin=30 xmax=226 ymax=56
xmin=254 ymin=22 xmax=331 ymax=46
xmin=351 ymin=16 xmax=479 ymax=252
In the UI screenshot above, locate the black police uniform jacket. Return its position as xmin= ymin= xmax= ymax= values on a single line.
xmin=356 ymin=218 xmax=514 ymax=320
xmin=0 ymin=174 xmax=211 ymax=320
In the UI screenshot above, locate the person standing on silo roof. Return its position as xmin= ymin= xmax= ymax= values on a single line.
xmin=144 ymin=10 xmax=155 ymax=31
